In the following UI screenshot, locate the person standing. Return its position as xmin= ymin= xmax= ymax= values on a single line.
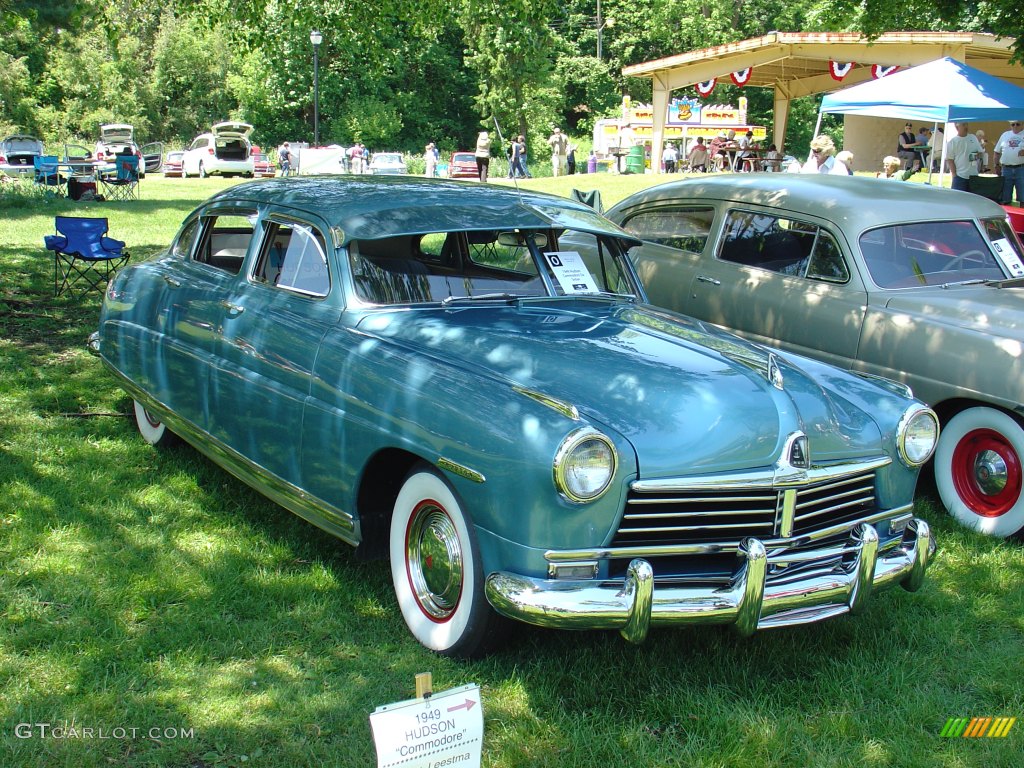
xmin=975 ymin=130 xmax=989 ymax=173
xmin=424 ymin=142 xmax=437 ymax=178
xmin=566 ymin=143 xmax=577 ymax=175
xmin=547 ymin=127 xmax=568 ymax=176
xmin=945 ymin=122 xmax=983 ymax=192
xmin=662 ymin=143 xmax=678 ymax=173
xmin=994 ymin=120 xmax=1024 ymax=205
xmin=277 ymin=142 xmax=293 ymax=177
xmin=475 ymin=130 xmax=491 ymax=182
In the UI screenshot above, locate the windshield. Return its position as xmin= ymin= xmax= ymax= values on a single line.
xmin=859 ymin=219 xmax=1024 ymax=288
xmin=348 ymin=228 xmax=639 ymax=305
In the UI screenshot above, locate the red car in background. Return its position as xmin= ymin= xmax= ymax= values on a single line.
xmin=251 ymin=145 xmax=277 ymax=177
xmin=161 ymin=150 xmax=184 ymax=177
xmin=447 ymin=151 xmax=478 ymax=179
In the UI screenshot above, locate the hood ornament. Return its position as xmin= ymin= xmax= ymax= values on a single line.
xmin=767 ymin=352 xmax=784 ymax=390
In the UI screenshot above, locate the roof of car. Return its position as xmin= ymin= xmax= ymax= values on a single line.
xmin=611 ymin=174 xmax=1007 ymax=232
xmin=202 ymin=176 xmax=638 ymax=245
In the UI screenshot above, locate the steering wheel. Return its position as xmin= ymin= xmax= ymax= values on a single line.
xmin=942 ymin=249 xmax=988 ymax=272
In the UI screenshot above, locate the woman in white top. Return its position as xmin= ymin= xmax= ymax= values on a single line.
xmin=801 ymin=134 xmax=842 ymax=174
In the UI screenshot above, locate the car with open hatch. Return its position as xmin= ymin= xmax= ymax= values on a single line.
xmin=606 ymin=174 xmax=1024 ymax=538
xmin=182 ymin=121 xmax=255 ymax=178
xmin=90 ymin=176 xmax=938 ymax=657
xmin=89 ymin=123 xmax=162 ymax=177
xmin=0 ymin=134 xmax=45 ymax=177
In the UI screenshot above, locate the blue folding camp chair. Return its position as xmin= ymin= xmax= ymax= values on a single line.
xmin=98 ymin=155 xmax=140 ymax=201
xmin=33 ymin=155 xmax=67 ymax=196
xmin=43 ymin=216 xmax=130 ymax=297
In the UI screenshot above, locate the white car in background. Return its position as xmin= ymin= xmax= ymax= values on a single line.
xmin=0 ymin=134 xmax=44 ymax=177
xmin=368 ymin=152 xmax=407 ymax=175
xmin=92 ymin=123 xmax=163 ymax=177
xmin=182 ymin=122 xmax=255 ymax=178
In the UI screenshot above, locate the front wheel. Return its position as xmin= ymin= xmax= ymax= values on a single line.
xmin=132 ymin=400 xmax=179 ymax=448
xmin=934 ymin=406 xmax=1024 ymax=537
xmin=389 ymin=465 xmax=500 ymax=657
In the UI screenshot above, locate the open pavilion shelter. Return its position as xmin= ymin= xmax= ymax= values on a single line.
xmin=622 ymin=32 xmax=1024 ymax=174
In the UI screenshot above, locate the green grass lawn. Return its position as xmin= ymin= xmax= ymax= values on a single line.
xmin=1 ymin=173 xmax=1021 ymax=768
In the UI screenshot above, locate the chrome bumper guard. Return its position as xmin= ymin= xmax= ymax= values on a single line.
xmin=484 ymin=520 xmax=932 ymax=644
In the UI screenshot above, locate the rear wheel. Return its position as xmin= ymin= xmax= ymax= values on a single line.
xmin=389 ymin=464 xmax=500 ymax=657
xmin=133 ymin=400 xmax=179 ymax=448
xmin=198 ymin=162 xmax=208 ymax=178
xmin=935 ymin=406 xmax=1024 ymax=537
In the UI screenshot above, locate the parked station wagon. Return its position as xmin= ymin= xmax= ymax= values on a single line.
xmin=92 ymin=177 xmax=938 ymax=656
xmin=182 ymin=121 xmax=255 ymax=178
xmin=609 ymin=174 xmax=1024 ymax=538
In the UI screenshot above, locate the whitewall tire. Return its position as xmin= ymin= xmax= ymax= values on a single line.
xmin=133 ymin=400 xmax=178 ymax=447
xmin=935 ymin=407 xmax=1024 ymax=537
xmin=389 ymin=465 xmax=498 ymax=657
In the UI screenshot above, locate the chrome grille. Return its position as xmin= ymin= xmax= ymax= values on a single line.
xmin=615 ymin=469 xmax=878 ymax=546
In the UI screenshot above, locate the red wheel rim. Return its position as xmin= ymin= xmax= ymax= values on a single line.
xmin=951 ymin=428 xmax=1022 ymax=517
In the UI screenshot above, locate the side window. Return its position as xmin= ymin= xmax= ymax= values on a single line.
xmin=171 ymin=218 xmax=201 ymax=259
xmin=252 ymin=221 xmax=330 ymax=297
xmin=192 ymin=212 xmax=256 ymax=275
xmin=806 ymin=230 xmax=850 ymax=282
xmin=622 ymin=207 xmax=715 ymax=253
xmin=719 ymin=210 xmax=845 ymax=281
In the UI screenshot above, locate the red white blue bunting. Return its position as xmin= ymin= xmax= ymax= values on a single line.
xmin=872 ymin=64 xmax=899 ymax=79
xmin=730 ymin=68 xmax=752 ymax=87
xmin=695 ymin=79 xmax=716 ymax=97
xmin=829 ymin=61 xmax=855 ymax=81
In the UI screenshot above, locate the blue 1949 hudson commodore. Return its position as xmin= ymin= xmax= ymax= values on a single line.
xmin=91 ymin=177 xmax=939 ymax=657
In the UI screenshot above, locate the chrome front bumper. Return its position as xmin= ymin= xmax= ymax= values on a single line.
xmin=484 ymin=520 xmax=932 ymax=644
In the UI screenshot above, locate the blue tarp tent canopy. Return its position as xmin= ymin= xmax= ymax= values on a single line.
xmin=819 ymin=57 xmax=1024 ymax=122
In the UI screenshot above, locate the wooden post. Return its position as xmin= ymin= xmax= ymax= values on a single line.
xmin=415 ymin=672 xmax=433 ymax=699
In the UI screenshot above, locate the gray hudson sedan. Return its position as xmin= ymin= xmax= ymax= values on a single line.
xmin=608 ymin=174 xmax=1024 ymax=538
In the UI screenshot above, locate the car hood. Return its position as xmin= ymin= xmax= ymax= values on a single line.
xmin=356 ymin=300 xmax=886 ymax=478
xmin=883 ymin=283 xmax=1024 ymax=339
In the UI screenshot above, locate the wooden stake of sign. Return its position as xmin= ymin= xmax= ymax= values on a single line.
xmin=415 ymin=672 xmax=433 ymax=699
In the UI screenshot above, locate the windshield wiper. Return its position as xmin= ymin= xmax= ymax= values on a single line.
xmin=940 ymin=278 xmax=989 ymax=289
xmin=441 ymin=292 xmax=522 ymax=306
xmin=991 ymin=277 xmax=1024 ymax=289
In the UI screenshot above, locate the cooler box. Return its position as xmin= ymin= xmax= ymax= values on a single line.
xmin=968 ymin=174 xmax=1002 ymax=203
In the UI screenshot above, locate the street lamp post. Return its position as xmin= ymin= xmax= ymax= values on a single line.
xmin=596 ymin=1 xmax=614 ymax=61
xmin=310 ymin=30 xmax=322 ymax=147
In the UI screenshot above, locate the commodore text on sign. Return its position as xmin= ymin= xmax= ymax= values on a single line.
xmin=370 ymin=684 xmax=483 ymax=768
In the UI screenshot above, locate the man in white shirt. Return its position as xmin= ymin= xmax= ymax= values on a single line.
xmin=945 ymin=122 xmax=983 ymax=192
xmin=994 ymin=120 xmax=1024 ymax=205
xmin=663 ymin=144 xmax=678 ymax=173
xmin=547 ymin=127 xmax=568 ymax=177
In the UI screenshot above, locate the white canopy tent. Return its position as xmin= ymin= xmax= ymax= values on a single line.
xmin=816 ymin=57 xmax=1024 ymax=183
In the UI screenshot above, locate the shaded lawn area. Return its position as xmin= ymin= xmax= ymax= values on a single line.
xmin=0 ymin=174 xmax=1021 ymax=768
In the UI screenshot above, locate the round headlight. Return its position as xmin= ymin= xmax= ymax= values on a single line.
xmin=553 ymin=428 xmax=618 ymax=503
xmin=898 ymin=406 xmax=940 ymax=467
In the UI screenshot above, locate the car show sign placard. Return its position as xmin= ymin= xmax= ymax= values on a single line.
xmin=370 ymin=684 xmax=483 ymax=768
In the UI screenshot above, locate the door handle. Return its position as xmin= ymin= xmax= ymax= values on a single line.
xmin=696 ymin=275 xmax=721 ymax=286
xmin=163 ymin=275 xmax=181 ymax=288
xmin=219 ymin=301 xmax=245 ymax=317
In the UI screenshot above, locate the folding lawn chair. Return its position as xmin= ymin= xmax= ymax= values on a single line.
xmin=43 ymin=216 xmax=130 ymax=297
xmin=98 ymin=155 xmax=140 ymax=201
xmin=33 ymin=155 xmax=67 ymax=196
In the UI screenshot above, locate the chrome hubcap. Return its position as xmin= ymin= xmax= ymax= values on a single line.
xmin=974 ymin=449 xmax=1008 ymax=496
xmin=406 ymin=502 xmax=463 ymax=621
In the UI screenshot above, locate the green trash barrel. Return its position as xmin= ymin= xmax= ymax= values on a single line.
xmin=625 ymin=145 xmax=645 ymax=174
